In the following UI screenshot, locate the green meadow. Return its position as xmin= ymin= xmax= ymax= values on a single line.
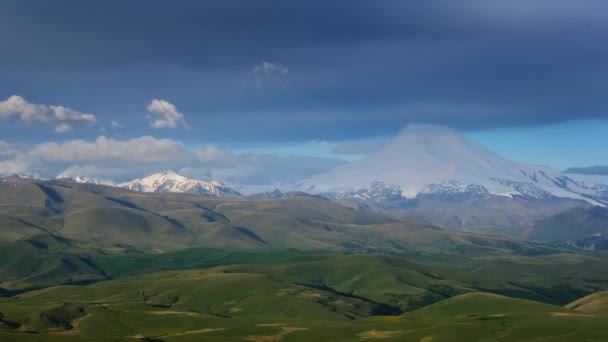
xmin=2 ymin=249 xmax=608 ymax=341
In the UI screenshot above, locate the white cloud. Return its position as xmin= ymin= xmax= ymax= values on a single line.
xmin=55 ymin=166 xmax=116 ymax=185
xmin=51 ymin=105 xmax=96 ymax=123
xmin=252 ymin=62 xmax=289 ymax=88
xmin=57 ymin=164 xmax=113 ymax=178
xmin=0 ymin=158 xmax=30 ymax=176
xmin=0 ymin=95 xmax=48 ymax=122
xmin=0 ymin=95 xmax=97 ymax=130
xmin=253 ymin=62 xmax=289 ymax=75
xmin=0 ymin=136 xmax=345 ymax=189
xmin=147 ymin=99 xmax=190 ymax=129
xmin=54 ymin=123 xmax=73 ymax=133
xmin=111 ymin=120 xmax=124 ymax=129
xmin=0 ymin=136 xmax=195 ymax=179
xmin=29 ymin=136 xmax=190 ymax=163
xmin=195 ymin=145 xmax=233 ymax=162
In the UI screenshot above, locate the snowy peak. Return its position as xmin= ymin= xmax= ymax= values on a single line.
xmin=119 ymin=170 xmax=241 ymax=198
xmin=300 ymin=124 xmax=606 ymax=205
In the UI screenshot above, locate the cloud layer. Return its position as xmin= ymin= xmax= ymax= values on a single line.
xmin=564 ymin=166 xmax=608 ymax=176
xmin=0 ymin=135 xmax=344 ymax=190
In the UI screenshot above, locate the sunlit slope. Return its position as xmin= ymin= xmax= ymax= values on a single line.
xmin=409 ymin=292 xmax=567 ymax=319
xmin=567 ymin=290 xmax=608 ymax=314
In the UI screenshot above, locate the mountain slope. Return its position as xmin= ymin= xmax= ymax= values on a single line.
xmin=0 ymin=179 xmax=560 ymax=256
xmin=523 ymin=206 xmax=608 ymax=249
xmin=119 ymin=170 xmax=241 ymax=198
xmin=299 ymin=124 xmax=605 ymax=205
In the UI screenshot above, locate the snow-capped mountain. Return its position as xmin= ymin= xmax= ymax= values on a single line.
xmin=119 ymin=170 xmax=241 ymax=198
xmin=54 ymin=174 xmax=115 ymax=186
xmin=299 ymin=124 xmax=606 ymax=206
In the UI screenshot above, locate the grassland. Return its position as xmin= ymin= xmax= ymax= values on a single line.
xmin=0 ymin=250 xmax=608 ymax=341
xmin=1 ymin=180 xmax=608 ymax=340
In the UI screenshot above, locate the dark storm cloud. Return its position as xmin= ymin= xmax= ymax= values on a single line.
xmin=1 ymin=0 xmax=608 ymax=138
xmin=2 ymin=0 xmax=605 ymax=69
xmin=0 ymin=0 xmax=423 ymax=69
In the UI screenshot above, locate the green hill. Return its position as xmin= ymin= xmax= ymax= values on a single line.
xmin=1 ymin=269 xmax=608 ymax=342
xmin=409 ymin=292 xmax=567 ymax=319
xmin=0 ymin=237 xmax=107 ymax=292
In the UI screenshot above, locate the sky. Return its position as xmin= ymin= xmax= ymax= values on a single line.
xmin=0 ymin=0 xmax=607 ymax=187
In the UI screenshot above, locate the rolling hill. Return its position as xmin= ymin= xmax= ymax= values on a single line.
xmin=2 ymin=253 xmax=608 ymax=341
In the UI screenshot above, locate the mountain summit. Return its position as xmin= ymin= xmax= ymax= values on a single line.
xmin=299 ymin=124 xmax=605 ymax=205
xmin=119 ymin=170 xmax=241 ymax=198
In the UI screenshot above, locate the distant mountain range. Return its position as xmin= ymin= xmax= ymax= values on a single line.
xmin=3 ymin=124 xmax=607 ymax=236
xmin=44 ymin=170 xmax=242 ymax=198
